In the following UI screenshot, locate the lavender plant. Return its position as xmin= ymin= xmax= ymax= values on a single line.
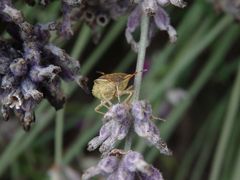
xmin=2 ymin=1 xmax=238 ymax=180
xmin=0 ymin=0 xmax=187 ymax=178
xmin=81 ymin=0 xmax=186 ymax=179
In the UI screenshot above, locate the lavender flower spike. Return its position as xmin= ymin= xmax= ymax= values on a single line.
xmin=116 ymin=151 xmax=164 ymax=180
xmin=82 ymin=150 xmax=165 ymax=180
xmin=82 ymin=155 xmax=119 ymax=180
xmin=126 ymin=0 xmax=180 ymax=52
xmin=87 ymin=104 xmax=131 ymax=154
xmin=132 ymin=100 xmax=172 ymax=155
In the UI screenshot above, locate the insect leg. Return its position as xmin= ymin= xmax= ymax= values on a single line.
xmin=102 ymin=94 xmax=112 ymax=106
xmin=116 ymin=85 xmax=121 ymax=102
xmin=119 ymin=89 xmax=134 ymax=103
xmin=124 ymin=91 xmax=133 ymax=103
xmin=150 ymin=114 xmax=166 ymax=121
xmin=95 ymin=101 xmax=109 ymax=115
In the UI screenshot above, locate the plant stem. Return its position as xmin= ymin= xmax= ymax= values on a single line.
xmin=125 ymin=15 xmax=149 ymax=151
xmin=132 ymin=15 xmax=149 ymax=102
xmin=55 ymin=108 xmax=64 ymax=165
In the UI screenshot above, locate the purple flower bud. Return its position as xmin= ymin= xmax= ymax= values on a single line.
xmin=44 ymin=43 xmax=80 ymax=77
xmin=125 ymin=4 xmax=142 ymax=52
xmin=125 ymin=0 xmax=186 ymax=50
xmin=132 ymin=101 xmax=172 ymax=155
xmin=83 ymin=149 xmax=165 ymax=180
xmin=142 ymin=0 xmax=158 ymax=15
xmin=114 ymin=164 xmax=135 ymax=180
xmin=40 ymin=78 xmax=66 ymax=110
xmin=34 ymin=22 xmax=55 ymax=42
xmin=29 ymin=65 xmax=61 ymax=82
xmin=87 ymin=120 xmax=115 ymax=151
xmin=103 ymin=103 xmax=129 ymax=122
xmin=44 ymin=44 xmax=88 ymax=91
xmin=154 ymin=7 xmax=177 ymax=43
xmin=60 ymin=2 xmax=74 ymax=39
xmin=0 ymin=56 xmax=11 ymax=74
xmin=23 ymin=41 xmax=41 ymax=65
xmin=1 ymin=73 xmax=18 ymax=89
xmin=10 ymin=58 xmax=28 ymax=77
xmin=82 ymin=156 xmax=119 ymax=180
xmin=21 ymin=78 xmax=43 ymax=101
xmin=21 ymin=98 xmax=37 ymax=112
xmin=88 ymin=104 xmax=131 ymax=153
xmin=98 ymin=156 xmax=119 ymax=175
xmin=122 ymin=151 xmax=147 ymax=172
xmin=138 ymin=166 xmax=164 ymax=180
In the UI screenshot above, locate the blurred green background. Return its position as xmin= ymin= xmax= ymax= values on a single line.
xmin=0 ymin=0 xmax=239 ymax=180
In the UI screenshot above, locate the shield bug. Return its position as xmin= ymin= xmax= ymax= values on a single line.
xmin=92 ymin=72 xmax=137 ymax=114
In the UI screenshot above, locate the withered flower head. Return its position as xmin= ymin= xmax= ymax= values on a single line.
xmin=132 ymin=100 xmax=172 ymax=155
xmin=126 ymin=0 xmax=186 ymax=52
xmin=87 ymin=103 xmax=131 ymax=154
xmin=87 ymin=101 xmax=171 ymax=155
xmin=0 ymin=0 xmax=87 ymax=130
xmin=82 ymin=149 xmax=164 ymax=180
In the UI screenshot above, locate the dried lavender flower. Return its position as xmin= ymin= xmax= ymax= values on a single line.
xmin=87 ymin=103 xmax=131 ymax=154
xmin=21 ymin=78 xmax=43 ymax=101
xmin=132 ymin=100 xmax=172 ymax=155
xmin=82 ymin=149 xmax=165 ymax=180
xmin=82 ymin=155 xmax=119 ymax=180
xmin=126 ymin=0 xmax=186 ymax=52
xmin=29 ymin=65 xmax=61 ymax=82
xmin=10 ymin=58 xmax=28 ymax=77
xmin=87 ymin=101 xmax=171 ymax=155
xmin=0 ymin=1 xmax=87 ymax=130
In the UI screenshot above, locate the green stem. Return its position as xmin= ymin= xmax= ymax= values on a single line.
xmin=124 ymin=15 xmax=149 ymax=150
xmin=209 ymin=64 xmax=240 ymax=180
xmin=132 ymin=15 xmax=149 ymax=101
xmin=55 ymin=108 xmax=64 ymax=165
xmin=71 ymin=25 xmax=91 ymax=59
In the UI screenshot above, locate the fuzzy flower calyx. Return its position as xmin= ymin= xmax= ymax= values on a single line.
xmin=126 ymin=0 xmax=186 ymax=52
xmin=82 ymin=149 xmax=164 ymax=180
xmin=87 ymin=101 xmax=172 ymax=155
